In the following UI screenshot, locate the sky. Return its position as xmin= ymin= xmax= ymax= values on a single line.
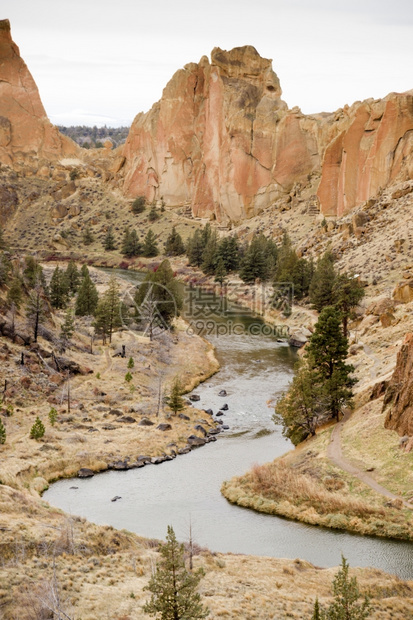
xmin=2 ymin=0 xmax=413 ymax=127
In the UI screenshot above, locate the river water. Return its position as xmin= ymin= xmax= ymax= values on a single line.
xmin=43 ymin=269 xmax=413 ymax=578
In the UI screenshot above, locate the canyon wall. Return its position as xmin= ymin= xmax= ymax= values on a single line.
xmin=383 ymin=332 xmax=413 ymax=436
xmin=119 ymin=47 xmax=413 ymax=221
xmin=0 ymin=19 xmax=78 ymax=173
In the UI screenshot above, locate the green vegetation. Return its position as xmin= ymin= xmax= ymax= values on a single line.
xmin=65 ymin=260 xmax=81 ymax=295
xmin=166 ymin=377 xmax=185 ymax=415
xmin=57 ymin=124 xmax=129 ymax=148
xmin=93 ymin=276 xmax=123 ymax=343
xmin=104 ymin=226 xmax=116 ymax=251
xmin=132 ymin=196 xmax=146 ymax=214
xmin=143 ymin=525 xmax=209 ymax=619
xmin=143 ymin=229 xmax=159 ymax=257
xmin=121 ymin=227 xmax=141 ymax=257
xmin=0 ymin=418 xmax=6 ymax=444
xmin=316 ymin=556 xmax=371 ymax=619
xmin=30 ymin=417 xmax=45 ymax=440
xmin=48 ymin=407 xmax=58 ymax=427
xmin=125 ymin=371 xmax=133 ymax=383
xmin=134 ymin=260 xmax=183 ymax=332
xmin=165 ymin=226 xmax=185 ymax=256
xmin=148 ymin=204 xmax=160 ymax=222
xmin=49 ymin=265 xmax=69 ymax=309
xmin=75 ymin=271 xmax=99 ymax=316
xmin=127 ymin=357 xmax=134 ymax=369
xmin=60 ymin=308 xmax=75 ymax=345
xmin=83 ymin=225 xmax=94 ymax=245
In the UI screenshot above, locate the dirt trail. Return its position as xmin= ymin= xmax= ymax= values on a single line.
xmin=327 ymin=411 xmax=413 ymax=509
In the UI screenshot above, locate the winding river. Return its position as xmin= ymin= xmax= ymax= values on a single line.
xmin=43 ymin=270 xmax=413 ymax=578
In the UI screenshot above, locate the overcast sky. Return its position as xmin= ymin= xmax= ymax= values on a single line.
xmin=2 ymin=0 xmax=412 ymax=127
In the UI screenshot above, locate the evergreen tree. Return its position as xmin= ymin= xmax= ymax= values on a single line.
xmin=318 ymin=556 xmax=371 ymax=619
xmin=121 ymin=227 xmax=141 ymax=257
xmin=143 ymin=229 xmax=159 ymax=257
xmin=132 ymin=196 xmax=146 ymax=214
xmin=93 ymin=276 xmax=122 ymax=343
xmin=239 ymin=234 xmax=270 ymax=283
xmin=127 ymin=356 xmax=134 ymax=369
xmin=7 ymin=276 xmax=23 ymax=309
xmin=135 ymin=260 xmax=183 ymax=331
xmin=149 ymin=204 xmax=160 ymax=222
xmin=143 ymin=525 xmax=209 ymax=620
xmin=186 ymin=229 xmax=205 ymax=267
xmin=83 ymin=225 xmax=94 ymax=245
xmin=217 ymin=236 xmax=240 ymax=272
xmin=0 ymin=226 xmax=7 ymax=251
xmin=30 ymin=417 xmax=45 ymax=440
xmin=48 ymin=407 xmax=58 ymax=427
xmin=65 ymin=260 xmax=80 ymax=294
xmin=80 ymin=264 xmax=90 ymax=278
xmin=0 ymin=253 xmax=11 ymax=287
xmin=309 ymin=250 xmax=336 ymax=311
xmin=23 ymin=257 xmax=46 ymax=290
xmin=312 ymin=598 xmax=321 ymax=620
xmin=0 ymin=418 xmax=6 ymax=444
xmin=75 ymin=272 xmax=99 ymax=316
xmin=305 ymin=306 xmax=355 ymax=421
xmin=273 ymin=361 xmax=326 ymax=445
xmin=125 ymin=371 xmax=133 ymax=383
xmin=165 ymin=226 xmax=185 ymax=256
xmin=214 ymin=256 xmax=227 ymax=286
xmin=201 ymin=231 xmax=218 ymax=275
xmin=49 ymin=266 xmax=69 ymax=309
xmin=333 ymin=273 xmax=365 ymax=338
xmin=26 ymin=285 xmax=47 ymax=343
xmin=104 ymin=226 xmax=116 ymax=251
xmin=166 ymin=377 xmax=185 ymax=415
xmin=60 ymin=307 xmax=75 ymax=346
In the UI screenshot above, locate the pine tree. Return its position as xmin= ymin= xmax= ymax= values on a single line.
xmin=305 ymin=306 xmax=355 ymax=421
xmin=49 ymin=266 xmax=69 ymax=309
xmin=60 ymin=307 xmax=75 ymax=345
xmin=312 ymin=598 xmax=321 ymax=620
xmin=186 ymin=229 xmax=205 ymax=267
xmin=0 ymin=253 xmax=11 ymax=287
xmin=134 ymin=260 xmax=183 ymax=330
xmin=165 ymin=226 xmax=185 ymax=256
xmin=30 ymin=417 xmax=45 ymax=440
xmin=143 ymin=229 xmax=159 ymax=257
xmin=121 ymin=227 xmax=141 ymax=257
xmin=166 ymin=377 xmax=185 ymax=415
xmin=48 ymin=407 xmax=58 ymax=427
xmin=132 ymin=196 xmax=146 ymax=214
xmin=143 ymin=525 xmax=209 ymax=620
xmin=333 ymin=273 xmax=365 ymax=338
xmin=83 ymin=225 xmax=94 ymax=245
xmin=0 ymin=226 xmax=7 ymax=251
xmin=214 ymin=256 xmax=227 ymax=286
xmin=104 ymin=226 xmax=116 ymax=251
xmin=127 ymin=357 xmax=134 ymax=369
xmin=125 ymin=371 xmax=133 ymax=383
xmin=318 ymin=556 xmax=371 ymax=619
xmin=0 ymin=418 xmax=6 ymax=444
xmin=80 ymin=264 xmax=89 ymax=278
xmin=309 ymin=250 xmax=336 ymax=311
xmin=273 ymin=361 xmax=325 ymax=445
xmin=7 ymin=276 xmax=23 ymax=309
xmin=148 ymin=204 xmax=160 ymax=222
xmin=217 ymin=236 xmax=240 ymax=272
xmin=201 ymin=231 xmax=219 ymax=275
xmin=23 ymin=257 xmax=46 ymax=290
xmin=75 ymin=272 xmax=99 ymax=316
xmin=65 ymin=260 xmax=80 ymax=294
xmin=93 ymin=276 xmax=122 ymax=343
xmin=26 ymin=285 xmax=47 ymax=343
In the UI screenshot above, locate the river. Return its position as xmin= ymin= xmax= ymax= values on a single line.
xmin=43 ymin=269 xmax=413 ymax=578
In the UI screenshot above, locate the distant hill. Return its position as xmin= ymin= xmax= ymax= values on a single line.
xmin=57 ymin=125 xmax=130 ymax=149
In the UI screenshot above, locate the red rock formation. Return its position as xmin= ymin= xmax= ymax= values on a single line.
xmin=0 ymin=19 xmax=77 ymax=171
xmin=120 ymin=44 xmax=413 ymax=222
xmin=120 ymin=46 xmax=320 ymax=222
xmin=317 ymin=94 xmax=413 ymax=216
xmin=383 ymin=333 xmax=413 ymax=436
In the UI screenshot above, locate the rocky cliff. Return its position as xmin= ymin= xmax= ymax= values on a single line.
xmin=0 ymin=19 xmax=78 ymax=173
xmin=383 ymin=332 xmax=413 ymax=436
xmin=119 ymin=46 xmax=413 ymax=222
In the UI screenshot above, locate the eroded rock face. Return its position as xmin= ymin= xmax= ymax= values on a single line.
xmin=383 ymin=333 xmax=413 ymax=436
xmin=0 ymin=19 xmax=78 ymax=170
xmin=317 ymin=94 xmax=413 ymax=216
xmin=120 ymin=44 xmax=413 ymax=222
xmin=120 ymin=46 xmax=320 ymax=222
